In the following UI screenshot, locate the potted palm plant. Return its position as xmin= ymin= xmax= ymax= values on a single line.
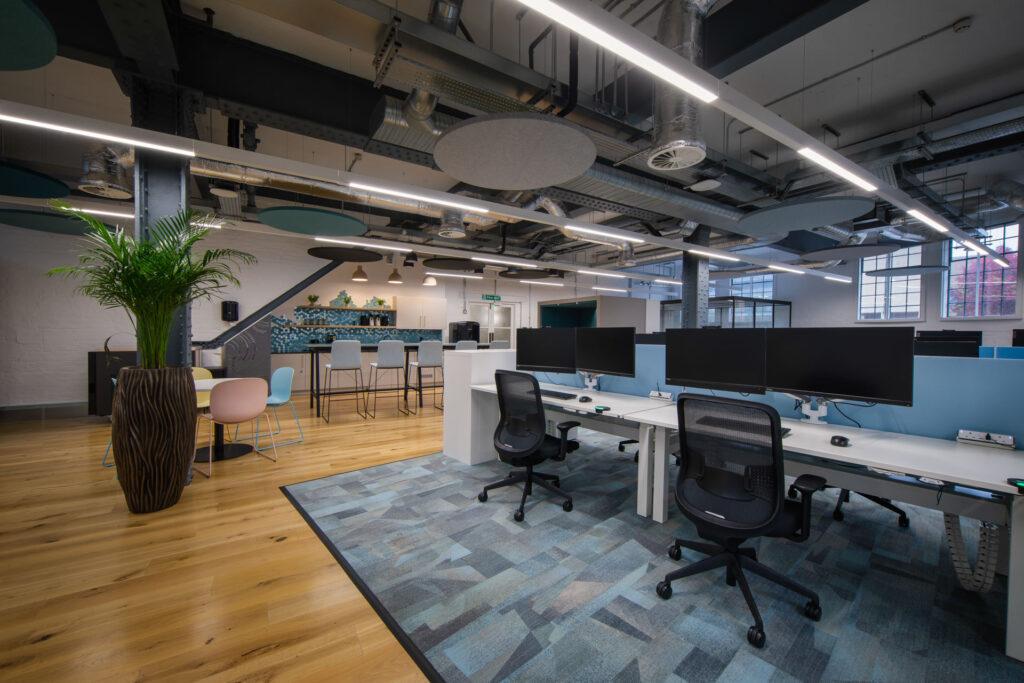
xmin=49 ymin=203 xmax=255 ymax=513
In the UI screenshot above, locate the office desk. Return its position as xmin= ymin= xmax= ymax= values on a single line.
xmin=628 ymin=402 xmax=1024 ymax=661
xmin=471 ymin=382 xmax=673 ymax=517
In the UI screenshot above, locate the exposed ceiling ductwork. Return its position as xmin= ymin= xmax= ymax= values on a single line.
xmin=78 ymin=147 xmax=132 ymax=199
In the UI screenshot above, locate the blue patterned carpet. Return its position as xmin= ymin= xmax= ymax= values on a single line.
xmin=283 ymin=433 xmax=1024 ymax=682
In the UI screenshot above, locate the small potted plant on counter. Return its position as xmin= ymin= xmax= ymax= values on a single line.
xmin=307 ymin=294 xmax=319 ymax=306
xmin=49 ymin=203 xmax=255 ymax=513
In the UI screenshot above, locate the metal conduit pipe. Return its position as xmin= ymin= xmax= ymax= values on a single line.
xmin=189 ymin=158 xmax=504 ymax=225
xmin=861 ymin=117 xmax=1024 ymax=170
xmin=521 ymin=195 xmax=568 ymax=217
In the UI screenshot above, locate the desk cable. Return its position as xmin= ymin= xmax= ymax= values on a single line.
xmin=944 ymin=512 xmax=1000 ymax=593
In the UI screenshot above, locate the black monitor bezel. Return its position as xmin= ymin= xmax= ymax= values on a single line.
xmin=664 ymin=328 xmax=767 ymax=395
xmin=765 ymin=327 xmax=915 ymax=406
xmin=574 ymin=326 xmax=636 ymax=377
xmin=515 ymin=327 xmax=577 ymax=374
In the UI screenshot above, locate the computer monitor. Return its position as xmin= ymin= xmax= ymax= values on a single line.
xmin=575 ymin=327 xmax=635 ymax=377
xmin=515 ymin=327 xmax=576 ymax=373
xmin=914 ymin=340 xmax=979 ymax=357
xmin=1014 ymin=329 xmax=1024 ymax=347
xmin=916 ymin=329 xmax=982 ymax=346
xmin=765 ymin=327 xmax=914 ymax=406
xmin=665 ymin=328 xmax=766 ymax=394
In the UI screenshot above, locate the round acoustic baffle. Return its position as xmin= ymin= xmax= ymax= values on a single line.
xmin=498 ymin=268 xmax=557 ymax=280
xmin=736 ymin=196 xmax=875 ymax=237
xmin=0 ymin=162 xmax=70 ymax=198
xmin=0 ymin=0 xmax=57 ymax=70
xmin=433 ymin=112 xmax=596 ymax=190
xmin=865 ymin=264 xmax=948 ymax=277
xmin=307 ymin=246 xmax=382 ymax=263
xmin=258 ymin=206 xmax=367 ymax=236
xmin=800 ymin=243 xmax=903 ymax=260
xmin=423 ymin=257 xmax=477 ymax=271
xmin=707 ymin=270 xmax=749 ymax=280
xmin=0 ymin=209 xmax=109 ymax=235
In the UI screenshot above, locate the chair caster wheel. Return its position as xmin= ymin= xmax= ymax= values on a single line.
xmin=656 ymin=580 xmax=672 ymax=599
xmin=804 ymin=601 xmax=822 ymax=621
xmin=833 ymin=509 xmax=844 ymax=521
xmin=898 ymin=516 xmax=910 ymax=528
xmin=513 ymin=510 xmax=524 ymax=522
xmin=747 ymin=626 xmax=766 ymax=648
xmin=668 ymin=545 xmax=682 ymax=561
xmin=478 ymin=492 xmax=488 ymax=502
xmin=562 ymin=499 xmax=573 ymax=512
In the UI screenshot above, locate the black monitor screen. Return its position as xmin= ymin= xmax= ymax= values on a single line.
xmin=1014 ymin=329 xmax=1024 ymax=347
xmin=916 ymin=329 xmax=982 ymax=347
xmin=665 ymin=328 xmax=766 ymax=394
xmin=575 ymin=327 xmax=635 ymax=377
xmin=516 ymin=328 xmax=576 ymax=373
xmin=766 ymin=327 xmax=914 ymax=406
xmin=914 ymin=340 xmax=979 ymax=357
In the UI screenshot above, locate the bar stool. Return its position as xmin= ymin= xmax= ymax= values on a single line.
xmin=368 ymin=340 xmax=409 ymax=417
xmin=409 ymin=339 xmax=443 ymax=412
xmin=454 ymin=340 xmax=478 ymax=350
xmin=323 ymin=340 xmax=366 ymax=421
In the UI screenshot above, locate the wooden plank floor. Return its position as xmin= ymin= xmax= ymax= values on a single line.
xmin=0 ymin=394 xmax=442 ymax=681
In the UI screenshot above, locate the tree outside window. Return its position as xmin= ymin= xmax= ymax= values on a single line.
xmin=943 ymin=223 xmax=1018 ymax=318
xmin=858 ymin=246 xmax=922 ymax=320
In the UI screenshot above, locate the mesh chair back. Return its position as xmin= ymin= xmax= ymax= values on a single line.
xmin=376 ymin=340 xmax=406 ymax=368
xmin=455 ymin=340 xmax=478 ymax=350
xmin=489 ymin=340 xmax=510 ymax=349
xmin=268 ymin=366 xmax=294 ymax=404
xmin=417 ymin=340 xmax=443 ymax=367
xmin=330 ymin=340 xmax=362 ymax=369
xmin=493 ymin=370 xmax=545 ymax=460
xmin=676 ymin=394 xmax=785 ymax=536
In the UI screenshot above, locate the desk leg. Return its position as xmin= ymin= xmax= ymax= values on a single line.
xmin=636 ymin=425 xmax=653 ymax=518
xmin=651 ymin=426 xmax=669 ymax=523
xmin=1007 ymin=496 xmax=1024 ymax=661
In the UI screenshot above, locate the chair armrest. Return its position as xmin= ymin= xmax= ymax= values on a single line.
xmin=556 ymin=421 xmax=581 ymax=433
xmin=553 ymin=421 xmax=581 ymax=461
xmin=787 ymin=474 xmax=827 ymax=542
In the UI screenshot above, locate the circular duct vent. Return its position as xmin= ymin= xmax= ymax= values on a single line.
xmin=437 ymin=210 xmax=467 ymax=239
xmin=78 ymin=178 xmax=133 ymax=199
xmin=79 ymin=148 xmax=132 ymax=199
xmin=498 ymin=268 xmax=557 ymax=280
xmin=422 ymin=257 xmax=476 ymax=271
xmin=647 ymin=139 xmax=707 ymax=171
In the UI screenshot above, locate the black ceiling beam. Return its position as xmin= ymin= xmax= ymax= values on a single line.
xmin=904 ymin=131 xmax=1024 ymax=174
xmin=96 ymin=0 xmax=178 ymax=81
xmin=704 ymin=0 xmax=871 ymax=77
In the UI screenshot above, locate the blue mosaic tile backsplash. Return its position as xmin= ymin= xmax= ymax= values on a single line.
xmin=271 ymin=313 xmax=441 ymax=353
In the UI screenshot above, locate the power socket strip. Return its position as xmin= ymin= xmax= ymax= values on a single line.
xmin=956 ymin=429 xmax=1015 ymax=449
xmin=649 ymin=390 xmax=673 ymax=401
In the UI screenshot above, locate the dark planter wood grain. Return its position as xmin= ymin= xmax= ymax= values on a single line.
xmin=112 ymin=366 xmax=196 ymax=513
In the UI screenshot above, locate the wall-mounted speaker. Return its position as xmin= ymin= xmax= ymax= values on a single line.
xmin=221 ymin=300 xmax=239 ymax=322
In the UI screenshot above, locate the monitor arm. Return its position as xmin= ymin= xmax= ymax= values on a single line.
xmin=581 ymin=372 xmax=601 ymax=391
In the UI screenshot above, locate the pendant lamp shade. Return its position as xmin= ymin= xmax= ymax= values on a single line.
xmin=351 ymin=265 xmax=369 ymax=282
xmin=387 ymin=268 xmax=403 ymax=284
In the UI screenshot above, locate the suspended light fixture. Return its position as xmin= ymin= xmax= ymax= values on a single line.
xmin=351 ymin=265 xmax=369 ymax=282
xmin=422 ymin=275 xmax=438 ymax=287
xmin=387 ymin=268 xmax=403 ymax=284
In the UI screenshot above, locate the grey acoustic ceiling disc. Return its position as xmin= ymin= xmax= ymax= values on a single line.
xmin=433 ymin=113 xmax=596 ymax=190
xmin=307 ymin=247 xmax=382 ymax=262
xmin=801 ymin=243 xmax=903 ymax=260
xmin=865 ymin=264 xmax=948 ymax=277
xmin=708 ymin=270 xmax=749 ymax=280
xmin=498 ymin=268 xmax=557 ymax=280
xmin=736 ymin=196 xmax=875 ymax=237
xmin=423 ymin=257 xmax=477 ymax=271
xmin=0 ymin=209 xmax=110 ymax=235
xmin=259 ymin=206 xmax=367 ymax=236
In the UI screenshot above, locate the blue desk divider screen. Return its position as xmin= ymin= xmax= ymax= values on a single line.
xmin=537 ymin=344 xmax=1024 ymax=448
xmin=996 ymin=346 xmax=1024 ymax=359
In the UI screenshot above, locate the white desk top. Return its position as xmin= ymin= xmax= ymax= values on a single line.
xmin=628 ymin=403 xmax=1024 ymax=496
xmin=194 ymin=378 xmax=247 ymax=392
xmin=472 ymin=382 xmax=671 ymax=419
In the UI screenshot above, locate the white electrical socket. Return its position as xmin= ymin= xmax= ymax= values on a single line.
xmin=649 ymin=390 xmax=673 ymax=400
xmin=956 ymin=429 xmax=1015 ymax=449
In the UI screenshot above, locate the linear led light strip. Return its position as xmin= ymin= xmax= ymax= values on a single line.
xmin=59 ymin=206 xmax=224 ymax=228
xmin=425 ymin=271 xmax=482 ymax=280
xmin=655 ymin=278 xmax=682 ymax=285
xmin=593 ymin=286 xmax=627 ymax=293
xmin=768 ymin=264 xmax=805 ymax=275
xmin=577 ymin=269 xmax=627 ymax=279
xmin=566 ymin=225 xmax=646 ymax=244
xmin=825 ymin=276 xmax=852 ymax=284
xmin=315 ymin=236 xmax=410 ymax=252
xmin=797 ymin=148 xmax=878 ymax=193
xmin=472 ymin=256 xmax=538 ymax=268
xmin=348 ymin=182 xmax=489 ymax=215
xmin=686 ymin=248 xmax=739 ymax=262
xmin=529 ymin=280 xmax=564 ymax=287
xmin=0 ymin=112 xmax=195 ymax=157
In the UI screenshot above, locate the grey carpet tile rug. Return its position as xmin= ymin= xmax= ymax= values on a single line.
xmin=282 ymin=432 xmax=1024 ymax=683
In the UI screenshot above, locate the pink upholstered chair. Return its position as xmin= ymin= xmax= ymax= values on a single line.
xmin=192 ymin=378 xmax=278 ymax=478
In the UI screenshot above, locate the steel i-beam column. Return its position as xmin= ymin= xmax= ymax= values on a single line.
xmin=681 ymin=225 xmax=711 ymax=329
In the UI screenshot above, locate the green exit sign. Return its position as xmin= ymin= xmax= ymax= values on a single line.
xmin=481 ymin=294 xmax=501 ymax=301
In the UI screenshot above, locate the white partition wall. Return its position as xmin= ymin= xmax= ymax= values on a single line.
xmin=442 ymin=349 xmax=515 ymax=464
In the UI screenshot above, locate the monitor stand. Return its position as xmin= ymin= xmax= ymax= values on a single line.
xmin=581 ymin=372 xmax=601 ymax=392
xmin=794 ymin=396 xmax=828 ymax=424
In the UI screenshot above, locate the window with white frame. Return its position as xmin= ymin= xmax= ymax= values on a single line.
xmin=943 ymin=223 xmax=1019 ymax=318
xmin=858 ymin=246 xmax=922 ymax=320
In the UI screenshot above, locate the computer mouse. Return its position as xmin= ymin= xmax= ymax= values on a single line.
xmin=578 ymin=396 xmax=592 ymax=403
xmin=830 ymin=435 xmax=850 ymax=447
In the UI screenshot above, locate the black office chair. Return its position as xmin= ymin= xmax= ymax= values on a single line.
xmin=477 ymin=370 xmax=580 ymax=522
xmin=832 ymin=488 xmax=910 ymax=528
xmin=656 ymin=394 xmax=827 ymax=648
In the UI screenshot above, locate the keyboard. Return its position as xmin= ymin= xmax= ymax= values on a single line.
xmin=696 ymin=415 xmax=791 ymax=438
xmin=540 ymin=389 xmax=577 ymax=400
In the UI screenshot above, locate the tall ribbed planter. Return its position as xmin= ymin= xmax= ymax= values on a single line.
xmin=112 ymin=366 xmax=197 ymax=513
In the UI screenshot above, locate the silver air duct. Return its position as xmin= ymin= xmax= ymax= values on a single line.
xmin=989 ymin=179 xmax=1024 ymax=212
xmin=397 ymin=0 xmax=463 ymax=137
xmin=438 ymin=209 xmax=467 ymax=238
xmin=648 ymin=0 xmax=711 ymax=171
xmin=79 ymin=147 xmax=132 ymax=199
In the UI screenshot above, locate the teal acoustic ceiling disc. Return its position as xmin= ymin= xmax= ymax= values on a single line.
xmin=258 ymin=206 xmax=367 ymax=236
xmin=0 ymin=209 xmax=111 ymax=235
xmin=0 ymin=162 xmax=70 ymax=198
xmin=0 ymin=1 xmax=57 ymax=71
